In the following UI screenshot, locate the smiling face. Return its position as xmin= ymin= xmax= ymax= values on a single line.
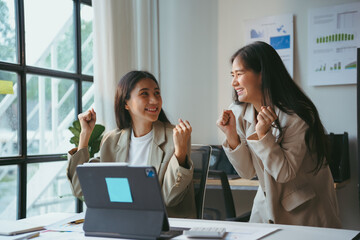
xmin=231 ymin=56 xmax=263 ymax=110
xmin=125 ymin=78 xmax=162 ymax=130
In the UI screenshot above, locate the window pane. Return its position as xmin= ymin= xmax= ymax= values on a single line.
xmin=0 ymin=71 xmax=19 ymax=157
xmin=82 ymin=81 xmax=94 ymax=111
xmin=27 ymin=75 xmax=76 ymax=155
xmin=0 ymin=165 xmax=18 ymax=220
xmin=24 ymin=0 xmax=75 ymax=72
xmin=27 ymin=162 xmax=76 ymax=217
xmin=0 ymin=0 xmax=17 ymax=63
xmin=81 ymin=4 xmax=93 ymax=75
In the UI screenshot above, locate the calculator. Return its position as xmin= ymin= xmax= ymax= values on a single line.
xmin=183 ymin=227 xmax=226 ymax=238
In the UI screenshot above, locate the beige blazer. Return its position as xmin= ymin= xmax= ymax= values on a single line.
xmin=66 ymin=121 xmax=196 ymax=218
xmin=223 ymin=103 xmax=341 ymax=228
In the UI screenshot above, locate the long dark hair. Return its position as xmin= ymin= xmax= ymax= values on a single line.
xmin=231 ymin=41 xmax=329 ymax=174
xmin=114 ymin=70 xmax=170 ymax=130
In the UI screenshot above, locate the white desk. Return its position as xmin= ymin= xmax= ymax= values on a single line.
xmin=7 ymin=212 xmax=359 ymax=240
xmin=169 ymin=218 xmax=359 ymax=240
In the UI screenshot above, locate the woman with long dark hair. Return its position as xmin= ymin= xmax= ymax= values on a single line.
xmin=67 ymin=70 xmax=196 ymax=218
xmin=217 ymin=41 xmax=341 ymax=227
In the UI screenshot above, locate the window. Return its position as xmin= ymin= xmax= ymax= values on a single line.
xmin=24 ymin=0 xmax=75 ymax=72
xmin=0 ymin=0 xmax=16 ymax=63
xmin=0 ymin=0 xmax=93 ymax=220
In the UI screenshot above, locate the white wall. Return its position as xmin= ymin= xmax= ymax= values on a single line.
xmin=159 ymin=0 xmax=360 ymax=230
xmin=158 ymin=0 xmax=219 ymax=144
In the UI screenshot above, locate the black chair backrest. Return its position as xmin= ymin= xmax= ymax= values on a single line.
xmin=209 ymin=145 xmax=239 ymax=178
xmin=207 ymin=170 xmax=236 ymax=218
xmin=327 ymin=132 xmax=350 ymax=183
xmin=191 ymin=144 xmax=211 ymax=219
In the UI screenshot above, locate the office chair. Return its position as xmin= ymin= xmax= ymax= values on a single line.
xmin=209 ymin=145 xmax=239 ymax=179
xmin=191 ymin=144 xmax=212 ymax=219
xmin=327 ymin=132 xmax=350 ymax=183
xmin=205 ymin=170 xmax=251 ymax=222
xmin=204 ymin=145 xmax=251 ymax=222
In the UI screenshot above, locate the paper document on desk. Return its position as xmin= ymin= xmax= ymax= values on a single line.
xmin=45 ymin=212 xmax=85 ymax=233
xmin=169 ymin=218 xmax=279 ymax=240
xmin=225 ymin=226 xmax=279 ymax=240
xmin=34 ymin=230 xmax=86 ymax=239
xmin=175 ymin=227 xmax=279 ymax=240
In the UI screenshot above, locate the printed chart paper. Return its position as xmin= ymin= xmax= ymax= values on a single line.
xmin=244 ymin=14 xmax=294 ymax=77
xmin=308 ymin=2 xmax=360 ymax=86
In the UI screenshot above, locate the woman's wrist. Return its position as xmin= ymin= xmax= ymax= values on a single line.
xmin=175 ymin=151 xmax=187 ymax=166
xmin=227 ymin=135 xmax=240 ymax=150
xmin=78 ymin=132 xmax=91 ymax=149
xmin=178 ymin=155 xmax=190 ymax=169
xmin=256 ymin=129 xmax=268 ymax=140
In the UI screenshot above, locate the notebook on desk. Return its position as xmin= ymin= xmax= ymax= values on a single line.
xmin=76 ymin=163 xmax=187 ymax=240
xmin=0 ymin=219 xmax=44 ymax=236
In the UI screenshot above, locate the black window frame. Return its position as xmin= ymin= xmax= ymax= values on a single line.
xmin=0 ymin=0 xmax=92 ymax=219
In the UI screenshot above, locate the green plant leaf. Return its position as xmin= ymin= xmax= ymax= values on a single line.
xmin=73 ymin=120 xmax=81 ymax=130
xmin=68 ymin=119 xmax=105 ymax=158
xmin=89 ymin=147 xmax=94 ymax=158
xmin=89 ymin=124 xmax=105 ymax=143
xmin=69 ymin=126 xmax=80 ymax=136
xmin=91 ymin=140 xmax=101 ymax=152
xmin=68 ymin=120 xmax=81 ymax=147
xmin=70 ymin=136 xmax=79 ymax=146
xmin=89 ymin=139 xmax=101 ymax=158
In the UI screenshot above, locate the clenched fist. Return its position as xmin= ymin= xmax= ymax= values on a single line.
xmin=173 ymin=119 xmax=192 ymax=166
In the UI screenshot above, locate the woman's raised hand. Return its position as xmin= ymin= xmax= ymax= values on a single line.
xmin=255 ymin=106 xmax=277 ymax=139
xmin=78 ymin=108 xmax=96 ymax=149
xmin=216 ymin=110 xmax=240 ymax=149
xmin=173 ymin=119 xmax=192 ymax=166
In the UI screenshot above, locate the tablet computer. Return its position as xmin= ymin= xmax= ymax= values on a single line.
xmin=76 ymin=163 xmax=185 ymax=239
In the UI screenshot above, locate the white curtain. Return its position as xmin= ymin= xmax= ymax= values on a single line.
xmin=92 ymin=0 xmax=159 ymax=131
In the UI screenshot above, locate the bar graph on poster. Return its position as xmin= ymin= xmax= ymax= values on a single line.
xmin=308 ymin=2 xmax=360 ymax=86
xmin=244 ymin=14 xmax=294 ymax=77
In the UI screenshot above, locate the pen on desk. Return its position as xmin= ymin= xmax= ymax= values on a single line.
xmin=68 ymin=219 xmax=84 ymax=224
xmin=27 ymin=232 xmax=40 ymax=239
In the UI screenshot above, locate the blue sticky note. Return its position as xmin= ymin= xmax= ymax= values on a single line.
xmin=105 ymin=178 xmax=133 ymax=203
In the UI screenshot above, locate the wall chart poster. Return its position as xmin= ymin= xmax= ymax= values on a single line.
xmin=244 ymin=14 xmax=294 ymax=77
xmin=308 ymin=2 xmax=360 ymax=86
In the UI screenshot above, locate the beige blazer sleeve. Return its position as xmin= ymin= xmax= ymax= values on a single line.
xmin=66 ymin=147 xmax=101 ymax=198
xmin=247 ymin=114 xmax=309 ymax=183
xmin=66 ymin=130 xmax=112 ymax=198
xmin=223 ymin=139 xmax=256 ymax=179
xmin=149 ymin=121 xmax=195 ymax=218
xmin=222 ymin=103 xmax=256 ymax=179
xmin=150 ymin=122 xmax=194 ymax=206
xmin=163 ymin=144 xmax=196 ymax=218
xmin=161 ymin=139 xmax=193 ymax=207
